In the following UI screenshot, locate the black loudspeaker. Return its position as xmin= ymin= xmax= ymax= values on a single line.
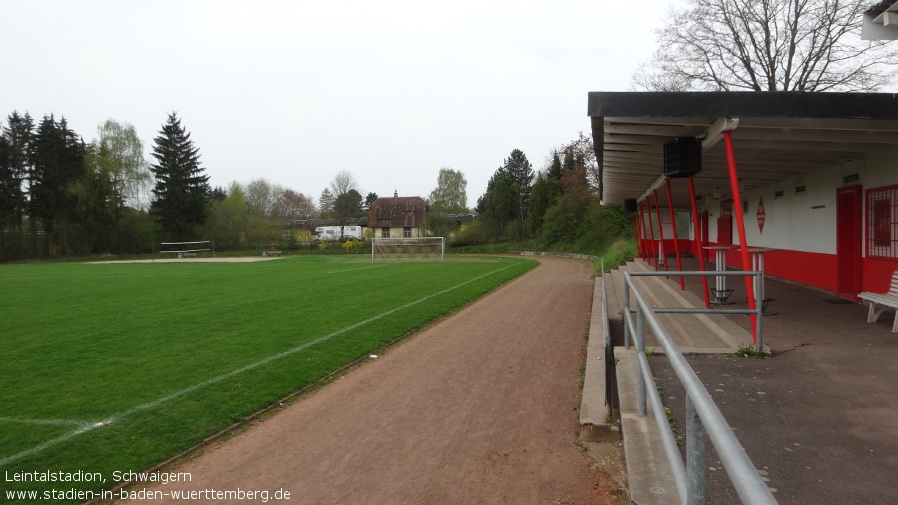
xmin=624 ymin=198 xmax=638 ymax=213
xmin=663 ymin=137 xmax=702 ymax=178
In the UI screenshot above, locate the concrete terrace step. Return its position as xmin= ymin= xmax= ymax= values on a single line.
xmin=615 ymin=347 xmax=679 ymax=505
xmin=608 ymin=268 xmax=627 ymax=327
xmin=620 ymin=260 xmax=751 ymax=353
xmin=609 ymin=259 xmax=760 ymax=505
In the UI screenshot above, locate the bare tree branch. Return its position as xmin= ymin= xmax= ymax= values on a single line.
xmin=632 ymin=0 xmax=898 ymax=92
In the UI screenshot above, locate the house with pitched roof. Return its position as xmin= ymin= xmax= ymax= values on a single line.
xmin=367 ymin=192 xmax=428 ymax=239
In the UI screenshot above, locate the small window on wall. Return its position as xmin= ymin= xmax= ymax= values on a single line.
xmin=867 ymin=185 xmax=898 ymax=259
xmin=720 ymin=200 xmax=732 ymax=217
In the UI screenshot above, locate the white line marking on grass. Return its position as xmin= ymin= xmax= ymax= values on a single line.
xmin=0 ymin=416 xmax=93 ymax=427
xmin=0 ymin=263 xmax=517 ymax=467
xmin=325 ymin=265 xmax=383 ymax=274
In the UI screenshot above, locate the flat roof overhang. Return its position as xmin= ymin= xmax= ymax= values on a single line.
xmin=588 ymin=91 xmax=898 ymax=208
xmin=863 ymin=0 xmax=898 ymax=40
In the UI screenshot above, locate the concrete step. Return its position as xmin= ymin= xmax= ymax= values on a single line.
xmin=615 ymin=347 xmax=679 ymax=505
xmin=605 ymin=268 xmax=626 ymax=335
xmin=619 ymin=259 xmax=751 ymax=353
xmin=619 ymin=261 xmax=699 ymax=350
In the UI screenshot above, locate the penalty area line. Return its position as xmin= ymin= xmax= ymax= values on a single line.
xmin=0 ymin=263 xmax=518 ymax=467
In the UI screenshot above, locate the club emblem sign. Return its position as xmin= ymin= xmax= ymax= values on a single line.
xmin=757 ymin=197 xmax=766 ymax=234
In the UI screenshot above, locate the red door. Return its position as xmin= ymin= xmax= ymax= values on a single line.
xmin=717 ymin=200 xmax=733 ymax=246
xmin=836 ymin=185 xmax=862 ymax=300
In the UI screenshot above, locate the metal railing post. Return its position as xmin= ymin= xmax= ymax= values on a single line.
xmin=623 ymin=269 xmax=778 ymax=505
xmin=624 ymin=279 xmax=631 ymax=349
xmin=755 ymin=272 xmax=764 ymax=351
xmin=636 ymin=303 xmax=647 ymax=417
xmin=686 ymin=396 xmax=707 ymax=505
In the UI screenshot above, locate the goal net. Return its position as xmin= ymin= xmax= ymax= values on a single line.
xmin=371 ymin=237 xmax=445 ymax=262
xmin=157 ymin=240 xmax=215 ymax=258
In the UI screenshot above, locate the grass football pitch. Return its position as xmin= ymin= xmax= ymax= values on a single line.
xmin=0 ymin=255 xmax=535 ymax=501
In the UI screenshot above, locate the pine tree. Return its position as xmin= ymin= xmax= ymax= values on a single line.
xmin=547 ymin=151 xmax=563 ymax=184
xmin=503 ymin=149 xmax=534 ymax=239
xmin=29 ymin=115 xmax=87 ymax=255
xmin=1 ymin=112 xmax=34 ymax=257
xmin=318 ymin=188 xmax=335 ymax=218
xmin=149 ymin=113 xmax=210 ymax=240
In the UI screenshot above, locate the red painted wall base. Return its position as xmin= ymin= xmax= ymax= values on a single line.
xmin=650 ymin=239 xmax=897 ymax=295
xmin=863 ymin=257 xmax=898 ymax=294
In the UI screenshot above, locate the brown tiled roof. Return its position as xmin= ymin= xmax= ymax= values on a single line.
xmin=368 ymin=196 xmax=428 ymax=229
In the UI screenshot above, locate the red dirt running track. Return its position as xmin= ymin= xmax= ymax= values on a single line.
xmin=121 ymin=257 xmax=617 ymax=504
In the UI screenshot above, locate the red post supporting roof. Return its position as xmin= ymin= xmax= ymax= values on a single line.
xmin=689 ymin=177 xmax=711 ymax=309
xmin=640 ymin=204 xmax=650 ymax=262
xmin=643 ymin=200 xmax=656 ymax=268
xmin=632 ymin=212 xmax=641 ymax=259
xmin=665 ymin=178 xmax=685 ymax=290
xmin=634 ymin=207 xmax=642 ymax=260
xmin=636 ymin=203 xmax=645 ymax=260
xmin=723 ymin=130 xmax=758 ymax=342
xmin=653 ymin=190 xmax=669 ymax=276
xmin=641 ymin=204 xmax=651 ymax=263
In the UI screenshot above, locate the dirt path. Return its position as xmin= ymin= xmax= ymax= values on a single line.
xmin=122 ymin=257 xmax=616 ymax=504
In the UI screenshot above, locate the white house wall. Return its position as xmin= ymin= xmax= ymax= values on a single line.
xmin=675 ymin=145 xmax=898 ymax=293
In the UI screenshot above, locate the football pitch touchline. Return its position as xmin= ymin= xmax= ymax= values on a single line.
xmin=0 ymin=263 xmax=517 ymax=468
xmin=0 ymin=416 xmax=93 ymax=427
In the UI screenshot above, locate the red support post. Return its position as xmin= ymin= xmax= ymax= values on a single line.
xmin=643 ymin=200 xmax=656 ymax=267
xmin=665 ymin=178 xmax=685 ymax=290
xmin=642 ymin=201 xmax=649 ymax=265
xmin=689 ymin=178 xmax=711 ymax=309
xmin=634 ymin=208 xmax=642 ymax=259
xmin=640 ymin=204 xmax=650 ymax=262
xmin=653 ymin=190 xmax=669 ymax=276
xmin=722 ymin=130 xmax=758 ymax=342
xmin=632 ymin=212 xmax=641 ymax=259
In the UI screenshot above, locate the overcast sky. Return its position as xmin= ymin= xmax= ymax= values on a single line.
xmin=2 ymin=0 xmax=673 ymax=208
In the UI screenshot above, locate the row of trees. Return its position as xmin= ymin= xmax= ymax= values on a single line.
xmin=0 ymin=112 xmax=154 ymax=258
xmin=0 ymin=111 xmax=379 ymax=260
xmin=0 ymin=105 xmax=627 ymax=260
xmin=460 ymin=140 xmax=629 ymax=253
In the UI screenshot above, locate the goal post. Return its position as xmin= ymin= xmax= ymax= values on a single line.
xmin=371 ymin=237 xmax=445 ymax=262
xmin=156 ymin=240 xmax=215 ymax=258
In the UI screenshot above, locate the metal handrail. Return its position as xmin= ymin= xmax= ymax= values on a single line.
xmin=621 ymin=270 xmax=777 ymax=505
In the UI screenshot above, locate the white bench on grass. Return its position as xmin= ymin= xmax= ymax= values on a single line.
xmin=858 ymin=269 xmax=898 ymax=333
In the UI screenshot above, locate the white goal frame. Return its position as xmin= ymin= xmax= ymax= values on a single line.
xmin=156 ymin=240 xmax=215 ymax=258
xmin=371 ymin=237 xmax=445 ymax=262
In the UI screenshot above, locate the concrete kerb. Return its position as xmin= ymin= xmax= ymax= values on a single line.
xmin=579 ymin=275 xmax=621 ymax=443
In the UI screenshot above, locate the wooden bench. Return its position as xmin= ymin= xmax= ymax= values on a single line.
xmin=858 ymin=269 xmax=898 ymax=333
xmin=265 ymin=250 xmax=282 ymax=257
xmin=182 ymin=252 xmax=197 ymax=258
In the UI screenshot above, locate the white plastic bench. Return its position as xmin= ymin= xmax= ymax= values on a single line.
xmin=858 ymin=269 xmax=898 ymax=333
